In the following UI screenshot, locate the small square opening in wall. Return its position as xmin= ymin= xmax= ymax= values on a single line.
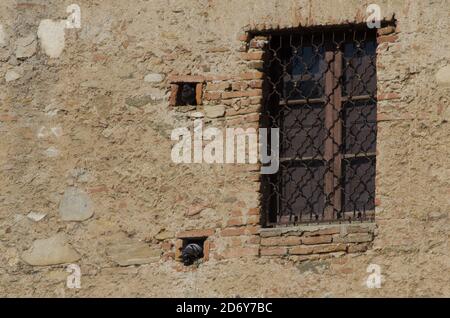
xmin=177 ymin=83 xmax=197 ymax=106
xmin=168 ymin=75 xmax=204 ymax=107
xmin=180 ymin=237 xmax=207 ymax=266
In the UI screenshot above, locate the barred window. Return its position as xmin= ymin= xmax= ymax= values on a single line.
xmin=261 ymin=27 xmax=377 ymax=226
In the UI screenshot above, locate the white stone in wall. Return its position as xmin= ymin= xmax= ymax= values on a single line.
xmin=5 ymin=68 xmax=22 ymax=82
xmin=37 ymin=19 xmax=66 ymax=58
xmin=190 ymin=112 xmax=204 ymax=118
xmin=26 ymin=211 xmax=47 ymax=222
xmin=15 ymin=34 xmax=36 ymax=59
xmin=59 ymin=187 xmax=94 ymax=221
xmin=21 ymin=234 xmax=80 ymax=266
xmin=44 ymin=146 xmax=59 ymax=157
xmin=144 ymin=73 xmax=165 ymax=83
xmin=436 ymin=65 xmax=450 ymax=87
xmin=0 ymin=24 xmax=8 ymax=47
xmin=51 ymin=126 xmax=63 ymax=138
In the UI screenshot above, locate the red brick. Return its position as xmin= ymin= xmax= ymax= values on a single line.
xmin=175 ymin=239 xmax=183 ymax=249
xmin=19 ymin=128 xmax=33 ymax=140
xmin=338 ymin=267 xmax=353 ymax=274
xmin=248 ymin=207 xmax=260 ymax=216
xmin=204 ymin=74 xmax=234 ymax=81
xmin=240 ymin=71 xmax=264 ymax=80
xmin=162 ymin=252 xmax=175 ymax=260
xmin=221 ymin=227 xmax=246 ymax=237
xmin=377 ymin=26 xmax=396 ymax=36
xmin=312 ymin=243 xmax=347 ymax=254
xmin=239 ymin=98 xmax=250 ymax=107
xmin=225 ymin=106 xmax=260 ymax=117
xmin=301 ymin=235 xmax=333 ymax=245
xmin=289 ymin=245 xmax=315 ymax=255
xmin=346 ymin=226 xmax=375 ymax=234
xmin=206 ymin=82 xmax=231 ymax=91
xmin=93 ymin=53 xmax=108 ymax=63
xmin=221 ymin=89 xmax=262 ymax=99
xmin=231 ymin=81 xmax=249 ymax=91
xmin=0 ymin=114 xmax=18 ymax=122
xmin=246 ymin=225 xmax=260 ymax=235
xmin=169 ymin=84 xmax=178 ymax=106
xmin=186 ymin=204 xmax=208 ymax=217
xmin=225 ymin=114 xmax=260 ymax=126
xmin=229 ymin=237 xmax=243 ymax=247
xmin=204 ymin=91 xmax=221 ymax=100
xmin=221 ymin=225 xmax=259 ymax=237
xmin=195 ymin=83 xmax=203 ymax=105
xmin=203 ymin=241 xmax=211 ymax=261
xmin=347 ymin=243 xmax=370 ymax=253
xmin=260 ymin=247 xmax=287 ymax=256
xmin=231 ymin=82 xmax=241 ymax=91
xmin=168 ymin=75 xmax=205 ymax=83
xmin=175 ymin=239 xmax=183 ymax=260
xmin=237 ymin=44 xmax=247 ymax=52
xmin=377 ymin=35 xmax=398 ymax=44
xmin=377 ymin=92 xmax=400 ymax=101
xmin=230 ymin=209 xmax=243 ymax=217
xmin=221 ymin=91 xmax=245 ymax=99
xmin=246 ymin=215 xmax=259 ymax=225
xmin=249 ymin=80 xmax=263 ymax=89
xmin=236 ymin=33 xmax=250 ymax=42
xmin=248 ymin=61 xmax=264 ymax=70
xmin=236 ymin=201 xmax=246 ymax=208
xmin=161 ymin=242 xmax=173 ymax=251
xmin=177 ymin=228 xmax=215 ymax=238
xmin=249 ymin=39 xmax=267 ymax=49
xmin=333 ymin=233 xmax=373 ymax=243
xmin=241 ymin=51 xmax=264 ymax=60
xmin=245 ymin=113 xmax=260 ymax=122
xmin=247 ymin=235 xmax=261 ymax=244
xmin=261 ymin=236 xmax=302 ymax=246
xmin=226 ymin=217 xmax=246 ymax=227
xmin=303 ymin=227 xmax=340 ymax=237
xmin=88 ymin=185 xmax=108 ymax=194
xmin=118 ymin=201 xmax=127 ymax=209
xmin=16 ymin=3 xmax=46 ymax=10
xmin=375 ymin=197 xmax=381 ymax=206
xmin=249 ymin=96 xmax=262 ymax=105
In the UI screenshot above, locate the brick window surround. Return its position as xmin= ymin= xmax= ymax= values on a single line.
xmin=260 ymin=26 xmax=379 ymax=226
xmin=166 ymin=22 xmax=397 ymax=265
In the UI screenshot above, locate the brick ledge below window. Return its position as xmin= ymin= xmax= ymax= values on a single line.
xmin=258 ymin=222 xmax=377 ymax=257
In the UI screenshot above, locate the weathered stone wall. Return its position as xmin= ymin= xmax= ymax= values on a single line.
xmin=0 ymin=0 xmax=449 ymax=297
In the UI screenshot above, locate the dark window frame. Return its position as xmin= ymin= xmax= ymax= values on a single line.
xmin=261 ymin=26 xmax=379 ymax=226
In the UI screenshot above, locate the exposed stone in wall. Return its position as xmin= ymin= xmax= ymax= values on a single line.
xmin=436 ymin=65 xmax=450 ymax=87
xmin=5 ymin=68 xmax=22 ymax=82
xmin=15 ymin=34 xmax=36 ymax=59
xmin=37 ymin=19 xmax=66 ymax=58
xmin=144 ymin=73 xmax=165 ymax=83
xmin=0 ymin=0 xmax=449 ymax=297
xmin=21 ymin=234 xmax=80 ymax=266
xmin=59 ymin=187 xmax=93 ymax=221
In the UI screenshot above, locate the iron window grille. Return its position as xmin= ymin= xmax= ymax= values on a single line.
xmin=261 ymin=27 xmax=378 ymax=226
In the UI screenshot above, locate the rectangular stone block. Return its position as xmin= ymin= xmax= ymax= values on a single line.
xmin=301 ymin=235 xmax=333 ymax=245
xmin=260 ymin=247 xmax=287 ymax=256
